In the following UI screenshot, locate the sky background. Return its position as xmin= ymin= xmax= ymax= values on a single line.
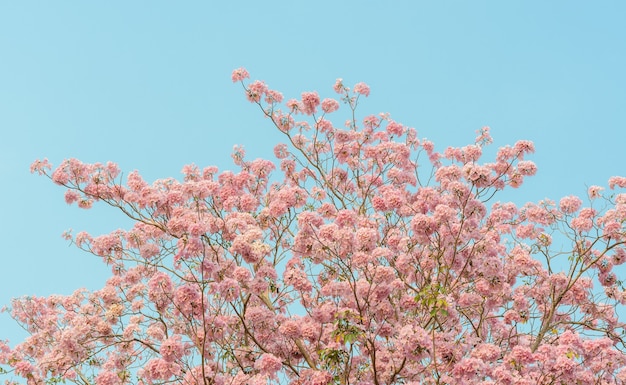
xmin=1 ymin=2 xmax=625 ymax=347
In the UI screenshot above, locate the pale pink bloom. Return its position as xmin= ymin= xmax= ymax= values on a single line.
xmin=232 ymin=266 xmax=252 ymax=282
xmin=202 ymin=165 xmax=218 ymax=179
xmin=283 ymin=266 xmax=311 ymax=292
xmin=14 ymin=360 xmax=35 ymax=377
xmin=95 ymin=371 xmax=121 ymax=385
xmin=148 ymin=272 xmax=174 ymax=310
xmin=130 ymin=299 xmax=144 ymax=312
xmin=310 ymin=187 xmax=327 ymax=200
xmin=64 ymin=190 xmax=81 ymax=204
xmin=174 ymin=284 xmax=202 ymax=316
xmin=160 ymin=335 xmax=184 ymax=362
xmin=301 ymin=91 xmax=320 ymax=115
xmin=355 ymin=227 xmax=378 ymax=251
xmin=571 ymin=216 xmax=593 ymax=232
xmin=509 ymin=173 xmax=524 ymax=187
xmin=320 ymin=281 xmax=350 ymax=297
xmin=333 ymin=78 xmax=344 ymax=93
xmin=513 ymin=140 xmax=535 ymax=156
xmin=353 ymin=82 xmax=370 ymax=97
xmin=140 ymin=358 xmax=181 ymax=381
xmin=246 ymin=80 xmax=268 ymax=103
xmin=286 ymin=98 xmax=301 ymax=112
xmin=300 ymin=369 xmax=333 ymax=385
xmin=254 ymin=353 xmax=282 ymax=376
xmin=463 ymin=164 xmax=492 ymax=186
xmin=588 ymin=185 xmax=604 ymax=198
xmin=411 ymin=213 xmax=434 ymax=237
xmin=372 ymin=196 xmax=388 ymax=211
xmin=316 ymin=118 xmax=333 ymax=133
xmin=139 ymin=243 xmax=160 ymax=259
xmin=372 ymin=265 xmax=395 ymax=284
xmin=612 ymin=248 xmax=626 ymax=265
xmin=362 ymin=114 xmax=380 ymax=131
xmin=218 ymin=278 xmax=240 ymax=301
xmin=146 ymin=323 xmax=166 ymax=341
xmin=273 ymin=143 xmax=289 ymax=159
xmin=462 ymin=144 xmax=482 ymax=162
xmin=452 ymin=357 xmax=487 ymax=380
xmin=30 ymin=158 xmax=52 ymax=175
xmin=457 ymin=292 xmax=482 ymax=307
xmin=51 ymin=167 xmax=70 ymax=185
xmin=516 ymin=160 xmax=537 ymax=176
xmin=278 ymin=319 xmax=302 ymax=339
xmin=503 ymin=309 xmax=521 ymax=324
xmin=280 ymin=159 xmax=296 ymax=175
xmin=231 ymin=67 xmax=250 ymax=82
xmin=385 ymin=121 xmax=405 ymax=136
xmin=265 ymin=89 xmax=283 ymax=104
xmin=559 ymin=195 xmax=582 ymax=214
xmin=609 ymin=176 xmax=626 ymax=189
xmin=475 ymin=126 xmax=493 ymax=145
xmin=335 ymin=209 xmax=357 ymax=227
xmin=321 ymin=98 xmax=339 ymax=113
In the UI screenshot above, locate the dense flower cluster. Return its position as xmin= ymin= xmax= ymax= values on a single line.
xmin=2 ymin=68 xmax=626 ymax=384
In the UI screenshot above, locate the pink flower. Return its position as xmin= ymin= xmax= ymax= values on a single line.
xmin=517 ymin=160 xmax=537 ymax=176
xmin=559 ymin=196 xmax=582 ymax=214
xmin=147 ymin=323 xmax=165 ymax=341
xmin=513 ymin=140 xmax=535 ymax=156
xmin=174 ymin=284 xmax=202 ymax=316
xmin=301 ymin=92 xmax=320 ymax=115
xmin=30 ymin=158 xmax=52 ymax=175
xmin=463 ymin=164 xmax=492 ymax=186
xmin=353 ymin=82 xmax=370 ymax=97
xmin=64 ymin=190 xmax=81 ymax=204
xmin=609 ymin=176 xmax=626 ymax=189
xmin=386 ymin=121 xmax=404 ymax=136
xmin=588 ymin=185 xmax=604 ymax=198
xmin=355 ymin=227 xmax=378 ymax=252
xmin=372 ymin=196 xmax=388 ymax=211
xmin=14 ymin=360 xmax=35 ymax=377
xmin=160 ymin=335 xmax=184 ymax=362
xmin=139 ymin=243 xmax=160 ymax=259
xmin=273 ymin=143 xmax=289 ymax=159
xmin=316 ymin=118 xmax=333 ymax=133
xmin=286 ymin=99 xmax=301 ymax=112
xmin=363 ymin=114 xmax=381 ymax=130
xmin=333 ymin=78 xmax=344 ymax=94
xmin=51 ymin=166 xmax=70 ymax=185
xmin=278 ymin=320 xmax=302 ymax=338
xmin=95 ymin=371 xmax=121 ymax=385
xmin=233 ymin=266 xmax=252 ymax=282
xmin=301 ymin=369 xmax=333 ymax=385
xmin=254 ymin=353 xmax=282 ymax=376
xmin=475 ymin=126 xmax=493 ymax=146
xmin=321 ymin=98 xmax=339 ymax=113
xmin=218 ymin=278 xmax=240 ymax=301
xmin=246 ymin=80 xmax=268 ymax=103
xmin=265 ymin=89 xmax=283 ymax=104
xmin=148 ymin=272 xmax=174 ymax=310
xmin=231 ymin=67 xmax=250 ymax=82
xmin=140 ymin=358 xmax=181 ymax=381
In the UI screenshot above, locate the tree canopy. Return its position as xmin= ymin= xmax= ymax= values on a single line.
xmin=2 ymin=68 xmax=626 ymax=385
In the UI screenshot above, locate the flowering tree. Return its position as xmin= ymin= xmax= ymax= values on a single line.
xmin=2 ymin=68 xmax=626 ymax=385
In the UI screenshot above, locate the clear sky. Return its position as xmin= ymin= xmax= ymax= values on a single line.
xmin=1 ymin=2 xmax=625 ymax=345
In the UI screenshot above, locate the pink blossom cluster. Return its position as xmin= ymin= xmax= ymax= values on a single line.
xmin=1 ymin=68 xmax=625 ymax=384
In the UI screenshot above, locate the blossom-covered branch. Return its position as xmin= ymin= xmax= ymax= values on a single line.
xmin=1 ymin=68 xmax=625 ymax=385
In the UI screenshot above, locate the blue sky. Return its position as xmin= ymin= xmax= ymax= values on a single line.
xmin=1 ymin=2 xmax=625 ymax=345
